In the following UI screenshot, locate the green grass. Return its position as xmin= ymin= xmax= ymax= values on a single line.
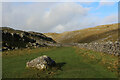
xmin=2 ymin=47 xmax=118 ymax=78
xmin=0 ymin=52 xmax=2 ymax=79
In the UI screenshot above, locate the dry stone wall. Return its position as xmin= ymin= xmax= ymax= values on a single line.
xmin=47 ymin=42 xmax=120 ymax=56
xmin=75 ymin=42 xmax=120 ymax=56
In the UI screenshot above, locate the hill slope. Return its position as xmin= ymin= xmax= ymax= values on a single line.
xmin=44 ymin=23 xmax=119 ymax=43
xmin=1 ymin=27 xmax=56 ymax=51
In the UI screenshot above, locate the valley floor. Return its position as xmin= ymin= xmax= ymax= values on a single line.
xmin=2 ymin=47 xmax=118 ymax=78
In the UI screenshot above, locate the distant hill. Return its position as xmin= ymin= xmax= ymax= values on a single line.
xmin=1 ymin=27 xmax=56 ymax=51
xmin=44 ymin=23 xmax=119 ymax=43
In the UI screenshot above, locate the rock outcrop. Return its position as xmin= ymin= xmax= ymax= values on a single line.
xmin=26 ymin=55 xmax=56 ymax=70
xmin=1 ymin=27 xmax=56 ymax=51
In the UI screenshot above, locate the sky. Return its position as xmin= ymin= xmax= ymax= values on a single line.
xmin=2 ymin=2 xmax=118 ymax=33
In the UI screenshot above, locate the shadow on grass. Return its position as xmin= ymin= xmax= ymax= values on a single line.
xmin=21 ymin=62 xmax=66 ymax=78
xmin=55 ymin=62 xmax=66 ymax=71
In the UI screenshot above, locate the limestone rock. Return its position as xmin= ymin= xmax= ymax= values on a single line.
xmin=2 ymin=27 xmax=56 ymax=51
xmin=26 ymin=55 xmax=56 ymax=70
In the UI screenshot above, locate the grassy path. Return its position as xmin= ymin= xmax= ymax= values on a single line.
xmin=2 ymin=47 xmax=117 ymax=78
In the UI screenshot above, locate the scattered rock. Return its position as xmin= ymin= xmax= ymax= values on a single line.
xmin=26 ymin=55 xmax=56 ymax=70
xmin=2 ymin=27 xmax=56 ymax=51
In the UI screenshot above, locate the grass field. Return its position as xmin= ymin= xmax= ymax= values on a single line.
xmin=2 ymin=47 xmax=118 ymax=78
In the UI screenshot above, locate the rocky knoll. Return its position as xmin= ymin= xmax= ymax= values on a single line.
xmin=26 ymin=55 xmax=56 ymax=70
xmin=1 ymin=27 xmax=56 ymax=51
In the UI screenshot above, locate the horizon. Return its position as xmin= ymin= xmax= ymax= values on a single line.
xmin=1 ymin=22 xmax=119 ymax=33
xmin=2 ymin=2 xmax=118 ymax=33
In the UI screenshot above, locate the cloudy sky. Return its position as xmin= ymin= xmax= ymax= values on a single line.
xmin=2 ymin=2 xmax=118 ymax=33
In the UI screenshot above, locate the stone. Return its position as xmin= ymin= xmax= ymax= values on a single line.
xmin=22 ymin=39 xmax=25 ymax=41
xmin=15 ymin=47 xmax=18 ymax=49
xmin=20 ymin=33 xmax=24 ymax=38
xmin=26 ymin=45 xmax=28 ymax=48
xmin=26 ymin=55 xmax=56 ymax=70
xmin=32 ymin=43 xmax=36 ymax=46
xmin=11 ymin=33 xmax=14 ymax=36
xmin=76 ymin=41 xmax=119 ymax=56
xmin=0 ymin=49 xmax=2 ymax=52
xmin=3 ymin=47 xmax=8 ymax=50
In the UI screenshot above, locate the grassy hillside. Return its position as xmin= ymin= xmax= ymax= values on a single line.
xmin=2 ymin=47 xmax=118 ymax=78
xmin=44 ymin=23 xmax=119 ymax=43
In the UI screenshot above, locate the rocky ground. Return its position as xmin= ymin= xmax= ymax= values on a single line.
xmin=1 ymin=27 xmax=56 ymax=51
xmin=1 ymin=27 xmax=119 ymax=56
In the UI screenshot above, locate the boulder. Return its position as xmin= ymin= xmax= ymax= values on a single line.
xmin=2 ymin=47 xmax=8 ymax=51
xmin=26 ymin=55 xmax=56 ymax=70
xmin=20 ymin=33 xmax=24 ymax=38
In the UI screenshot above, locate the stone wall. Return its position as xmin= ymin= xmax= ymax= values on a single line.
xmin=46 ymin=43 xmax=74 ymax=47
xmin=75 ymin=42 xmax=120 ymax=56
xmin=47 ymin=42 xmax=120 ymax=56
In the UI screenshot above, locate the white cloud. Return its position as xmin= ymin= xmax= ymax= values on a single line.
xmin=98 ymin=0 xmax=118 ymax=7
xmin=100 ymin=14 xmax=118 ymax=24
xmin=99 ymin=2 xmax=115 ymax=6
xmin=2 ymin=2 xmax=118 ymax=33
xmin=0 ymin=3 xmax=2 ymax=27
xmin=2 ymin=0 xmax=120 ymax=2
xmin=52 ymin=24 xmax=65 ymax=33
xmin=3 ymin=2 xmax=90 ymax=32
xmin=3 ymin=2 xmax=57 ymax=31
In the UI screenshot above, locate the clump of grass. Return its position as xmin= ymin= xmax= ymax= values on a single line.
xmin=22 ymin=65 xmax=61 ymax=78
xmin=2 ymin=46 xmax=56 ymax=57
xmin=74 ymin=47 xmax=118 ymax=76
